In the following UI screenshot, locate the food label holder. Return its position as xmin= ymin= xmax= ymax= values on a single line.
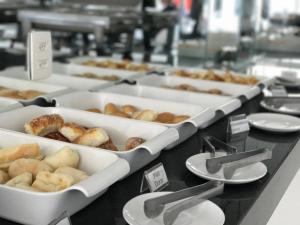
xmin=49 ymin=211 xmax=72 ymax=225
xmin=269 ymin=85 xmax=288 ymax=97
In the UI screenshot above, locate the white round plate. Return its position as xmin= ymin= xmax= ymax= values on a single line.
xmin=260 ymin=100 xmax=300 ymax=115
xmin=186 ymin=152 xmax=267 ymax=184
xmin=248 ymin=113 xmax=300 ymax=133
xmin=123 ymin=192 xmax=225 ymax=225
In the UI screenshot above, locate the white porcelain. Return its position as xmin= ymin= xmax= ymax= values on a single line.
xmin=260 ymin=100 xmax=300 ymax=116
xmin=0 ymin=98 xmax=23 ymax=113
xmin=186 ymin=152 xmax=268 ymax=184
xmin=123 ymin=192 xmax=225 ymax=225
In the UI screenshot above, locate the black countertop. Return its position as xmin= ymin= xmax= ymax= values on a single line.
xmin=1 ymin=94 xmax=299 ymax=225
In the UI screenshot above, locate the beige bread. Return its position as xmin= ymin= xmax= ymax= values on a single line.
xmin=172 ymin=115 xmax=190 ymax=123
xmin=125 ymin=137 xmax=145 ymax=150
xmin=32 ymin=171 xmax=74 ymax=192
xmin=59 ymin=122 xmax=86 ymax=142
xmin=18 ymin=90 xmax=44 ymax=100
xmin=43 ymin=147 xmax=79 ymax=169
xmin=86 ymin=108 xmax=102 ymax=113
xmin=14 ymin=183 xmax=42 ymax=192
xmin=6 ymin=172 xmax=33 ymax=187
xmin=74 ymin=128 xmax=109 ymax=147
xmin=99 ymin=138 xmax=118 ymax=151
xmin=133 ymin=110 xmax=157 ymax=122
xmin=24 ymin=114 xmax=64 ymax=136
xmin=155 ymin=112 xmax=175 ymax=123
xmin=121 ymin=105 xmax=137 ymax=117
xmin=0 ymin=143 xmax=41 ymax=165
xmin=8 ymin=158 xmax=53 ymax=178
xmin=104 ymin=103 xmax=119 ymax=114
xmin=0 ymin=162 xmax=12 ymax=171
xmin=55 ymin=167 xmax=88 ymax=183
xmin=0 ymin=170 xmax=9 ymax=184
xmin=109 ymin=111 xmax=130 ymax=118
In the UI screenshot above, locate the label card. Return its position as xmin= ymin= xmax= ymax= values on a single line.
xmin=281 ymin=70 xmax=298 ymax=82
xmin=270 ymin=85 xmax=288 ymax=97
xmin=228 ymin=114 xmax=250 ymax=136
xmin=140 ymin=163 xmax=169 ymax=193
xmin=27 ymin=31 xmax=52 ymax=80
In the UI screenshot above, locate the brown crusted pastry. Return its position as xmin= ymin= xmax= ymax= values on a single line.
xmin=44 ymin=132 xmax=70 ymax=142
xmin=8 ymin=158 xmax=53 ymax=178
xmin=5 ymin=172 xmax=33 ymax=187
xmin=125 ymin=137 xmax=146 ymax=150
xmin=73 ymin=73 xmax=120 ymax=81
xmin=172 ymin=115 xmax=190 ymax=123
xmin=99 ymin=138 xmax=118 ymax=151
xmin=121 ymin=105 xmax=137 ymax=117
xmin=81 ymin=60 xmax=150 ymax=72
xmin=32 ymin=171 xmax=74 ymax=192
xmin=14 ymin=183 xmax=42 ymax=192
xmin=86 ymin=108 xmax=102 ymax=113
xmin=0 ymin=170 xmax=9 ymax=184
xmin=104 ymin=103 xmax=119 ymax=115
xmin=18 ymin=90 xmax=44 ymax=100
xmin=55 ymin=167 xmax=88 ymax=183
xmin=59 ymin=123 xmax=86 ymax=142
xmin=24 ymin=114 xmax=64 ymax=136
xmin=0 ymin=143 xmax=41 ymax=165
xmin=155 ymin=112 xmax=176 ymax=123
xmin=207 ymin=89 xmax=223 ymax=95
xmin=43 ymin=147 xmax=80 ymax=170
xmin=74 ymin=128 xmax=109 ymax=147
xmin=133 ymin=110 xmax=157 ymax=122
xmin=110 ymin=111 xmax=130 ymax=118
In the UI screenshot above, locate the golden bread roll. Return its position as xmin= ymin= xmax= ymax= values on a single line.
xmin=0 ymin=162 xmax=12 ymax=171
xmin=59 ymin=122 xmax=86 ymax=142
xmin=133 ymin=110 xmax=157 ymax=121
xmin=172 ymin=115 xmax=190 ymax=123
xmin=6 ymin=172 xmax=33 ymax=187
xmin=0 ymin=143 xmax=41 ymax=165
xmin=8 ymin=158 xmax=53 ymax=178
xmin=155 ymin=112 xmax=175 ymax=123
xmin=18 ymin=90 xmax=44 ymax=100
xmin=32 ymin=171 xmax=74 ymax=192
xmin=0 ymin=170 xmax=9 ymax=184
xmin=110 ymin=111 xmax=130 ymax=118
xmin=121 ymin=105 xmax=137 ymax=117
xmin=86 ymin=108 xmax=102 ymax=113
xmin=43 ymin=147 xmax=79 ymax=169
xmin=74 ymin=128 xmax=109 ymax=147
xmin=55 ymin=167 xmax=88 ymax=183
xmin=104 ymin=103 xmax=119 ymax=114
xmin=24 ymin=114 xmax=64 ymax=136
xmin=125 ymin=137 xmax=146 ymax=150
xmin=14 ymin=183 xmax=42 ymax=192
xmin=44 ymin=132 xmax=70 ymax=142
xmin=99 ymin=138 xmax=118 ymax=151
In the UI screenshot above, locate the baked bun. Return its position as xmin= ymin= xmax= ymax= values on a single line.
xmin=18 ymin=90 xmax=43 ymax=100
xmin=24 ymin=114 xmax=64 ymax=136
xmin=99 ymin=138 xmax=118 ymax=151
xmin=172 ymin=115 xmax=190 ymax=123
xmin=6 ymin=172 xmax=33 ymax=187
xmin=59 ymin=122 xmax=86 ymax=142
xmin=8 ymin=158 xmax=53 ymax=178
xmin=74 ymin=128 xmax=109 ymax=147
xmin=32 ymin=171 xmax=74 ymax=192
xmin=55 ymin=167 xmax=88 ymax=183
xmin=110 ymin=111 xmax=130 ymax=118
xmin=86 ymin=108 xmax=102 ymax=113
xmin=44 ymin=132 xmax=70 ymax=142
xmin=0 ymin=170 xmax=9 ymax=184
xmin=121 ymin=105 xmax=137 ymax=116
xmin=43 ymin=147 xmax=79 ymax=170
xmin=125 ymin=137 xmax=145 ymax=150
xmin=133 ymin=110 xmax=157 ymax=121
xmin=104 ymin=103 xmax=119 ymax=114
xmin=14 ymin=183 xmax=42 ymax=192
xmin=155 ymin=112 xmax=175 ymax=123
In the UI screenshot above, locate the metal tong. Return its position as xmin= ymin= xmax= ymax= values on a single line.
xmin=144 ymin=181 xmax=222 ymax=219
xmin=202 ymin=136 xmax=237 ymax=157
xmin=206 ymin=148 xmax=272 ymax=179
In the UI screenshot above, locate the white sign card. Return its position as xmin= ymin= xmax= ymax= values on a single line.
xmin=281 ymin=70 xmax=298 ymax=82
xmin=140 ymin=163 xmax=169 ymax=193
xmin=270 ymin=85 xmax=288 ymax=97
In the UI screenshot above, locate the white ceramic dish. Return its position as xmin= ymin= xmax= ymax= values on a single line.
xmin=0 ymin=105 xmax=179 ymax=173
xmin=53 ymin=91 xmax=215 ymax=147
xmin=0 ymin=76 xmax=71 ymax=104
xmin=247 ymin=113 xmax=300 ymax=133
xmin=186 ymin=152 xmax=268 ymax=184
xmin=260 ymin=99 xmax=300 ymax=115
xmin=0 ymin=129 xmax=129 ymax=225
xmin=123 ymin=192 xmax=225 ymax=225
xmin=0 ymin=98 xmax=23 ymax=113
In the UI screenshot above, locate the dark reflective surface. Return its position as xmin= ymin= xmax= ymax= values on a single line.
xmin=1 ymin=94 xmax=299 ymax=225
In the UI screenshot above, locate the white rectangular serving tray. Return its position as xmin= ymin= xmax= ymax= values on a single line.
xmin=0 ymin=76 xmax=72 ymax=104
xmin=53 ymin=91 xmax=215 ymax=146
xmin=0 ymin=129 xmax=129 ymax=225
xmin=0 ymin=106 xmax=179 ymax=174
xmin=0 ymin=98 xmax=23 ymax=113
xmin=0 ymin=66 xmax=114 ymax=92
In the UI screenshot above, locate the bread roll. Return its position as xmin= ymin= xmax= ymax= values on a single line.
xmin=8 ymin=158 xmax=53 ymax=178
xmin=125 ymin=137 xmax=145 ymax=150
xmin=133 ymin=110 xmax=157 ymax=121
xmin=18 ymin=90 xmax=44 ymax=100
xmin=44 ymin=132 xmax=70 ymax=142
xmin=0 ymin=170 xmax=9 ymax=184
xmin=74 ymin=128 xmax=109 ymax=147
xmin=24 ymin=114 xmax=64 ymax=136
xmin=110 ymin=111 xmax=130 ymax=118
xmin=99 ymin=138 xmax=118 ymax=151
xmin=6 ymin=172 xmax=33 ymax=187
xmin=43 ymin=147 xmax=79 ymax=169
xmin=104 ymin=103 xmax=119 ymax=114
xmin=55 ymin=167 xmax=88 ymax=183
xmin=86 ymin=108 xmax=102 ymax=113
xmin=59 ymin=123 xmax=86 ymax=142
xmin=14 ymin=183 xmax=42 ymax=192
xmin=121 ymin=105 xmax=137 ymax=116
xmin=32 ymin=171 xmax=74 ymax=192
xmin=0 ymin=143 xmax=41 ymax=164
xmin=172 ymin=115 xmax=190 ymax=123
xmin=155 ymin=112 xmax=175 ymax=123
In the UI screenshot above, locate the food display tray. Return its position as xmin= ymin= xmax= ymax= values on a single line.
xmin=0 ymin=129 xmax=129 ymax=225
xmin=0 ymin=98 xmax=23 ymax=113
xmin=0 ymin=106 xmax=179 ymax=174
xmin=53 ymin=91 xmax=215 ymax=146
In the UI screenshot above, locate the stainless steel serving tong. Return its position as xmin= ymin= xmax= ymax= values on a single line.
xmin=144 ymin=181 xmax=223 ymax=220
xmin=202 ymin=136 xmax=237 ymax=157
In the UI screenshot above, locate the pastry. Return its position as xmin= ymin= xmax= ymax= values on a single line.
xmin=121 ymin=105 xmax=137 ymax=116
xmin=99 ymin=138 xmax=118 ymax=151
xmin=0 ymin=170 xmax=9 ymax=184
xmin=44 ymin=132 xmax=70 ymax=142
xmin=74 ymin=128 xmax=109 ymax=147
xmin=14 ymin=183 xmax=42 ymax=192
xmin=43 ymin=147 xmax=79 ymax=170
xmin=18 ymin=90 xmax=44 ymax=100
xmin=110 ymin=111 xmax=130 ymax=118
xmin=24 ymin=114 xmax=64 ymax=136
xmin=133 ymin=110 xmax=157 ymax=121
xmin=125 ymin=137 xmax=145 ymax=150
xmin=104 ymin=103 xmax=119 ymax=115
xmin=73 ymin=73 xmax=120 ymax=81
xmin=55 ymin=167 xmax=88 ymax=183
xmin=32 ymin=171 xmax=74 ymax=192
xmin=155 ymin=112 xmax=175 ymax=123
xmin=8 ymin=158 xmax=53 ymax=178
xmin=86 ymin=108 xmax=102 ymax=113
xmin=6 ymin=172 xmax=33 ymax=187
xmin=59 ymin=122 xmax=86 ymax=142
xmin=172 ymin=115 xmax=190 ymax=123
